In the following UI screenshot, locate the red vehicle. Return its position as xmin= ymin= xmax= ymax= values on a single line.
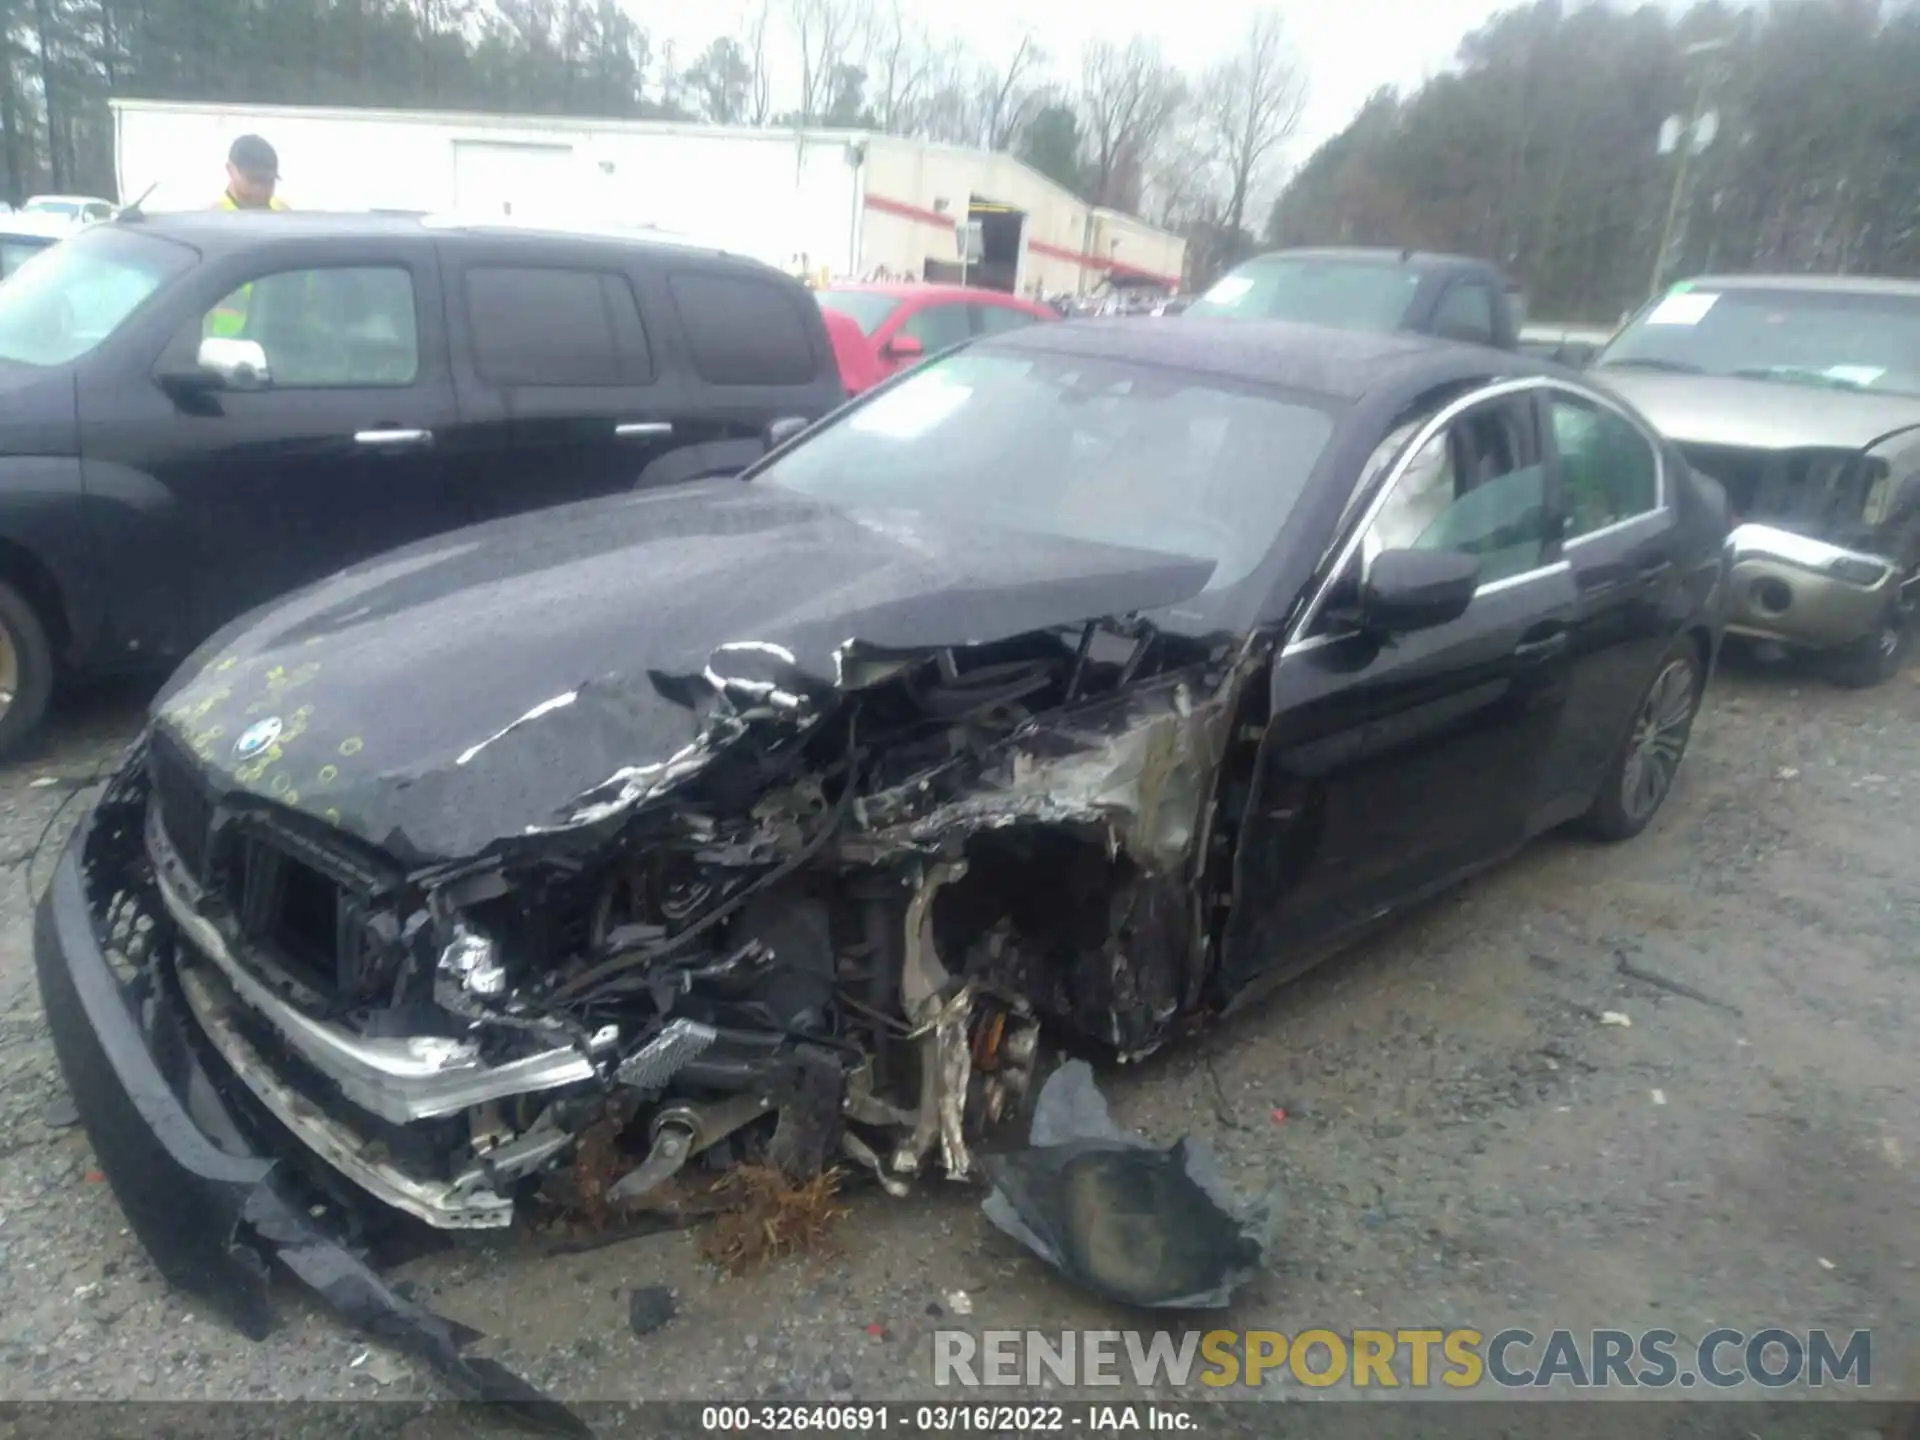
xmin=816 ymin=283 xmax=1058 ymax=393
xmin=817 ymin=306 xmax=886 ymax=396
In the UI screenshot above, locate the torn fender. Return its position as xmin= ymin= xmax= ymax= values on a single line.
xmin=852 ymin=674 xmax=1236 ymax=871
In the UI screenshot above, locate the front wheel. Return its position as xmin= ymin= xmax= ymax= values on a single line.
xmin=0 ymin=578 xmax=55 ymax=761
xmin=1824 ymin=611 xmax=1908 ymax=689
xmin=1824 ymin=575 xmax=1915 ymax=689
xmin=1582 ymin=637 xmax=1703 ymax=842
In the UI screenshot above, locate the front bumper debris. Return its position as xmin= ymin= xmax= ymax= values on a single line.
xmin=149 ymin=808 xmax=616 ymax=1129
xmin=1725 ymin=522 xmax=1900 ymax=649
xmin=32 ymin=772 xmax=586 ymax=1433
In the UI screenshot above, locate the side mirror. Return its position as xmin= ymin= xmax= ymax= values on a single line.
xmin=161 ymin=336 xmax=272 ymax=394
xmin=766 ymin=415 xmax=809 ymax=449
xmin=883 ymin=332 xmax=924 ymax=361
xmin=1361 ymin=548 xmax=1480 ymax=634
xmin=198 ymin=336 xmax=272 ymax=389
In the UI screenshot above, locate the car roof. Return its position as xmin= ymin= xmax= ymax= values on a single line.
xmin=1236 ymin=246 xmax=1503 ymax=277
xmin=1674 ymin=273 xmax=1920 ymax=299
xmin=829 ymin=282 xmax=1033 ymax=305
xmin=0 ymin=213 xmax=72 ymax=240
xmin=111 ymin=209 xmax=746 ymax=263
xmin=979 ymin=317 xmax=1534 ymax=404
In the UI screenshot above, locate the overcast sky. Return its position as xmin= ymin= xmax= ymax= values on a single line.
xmin=631 ymin=0 xmax=1511 ymax=168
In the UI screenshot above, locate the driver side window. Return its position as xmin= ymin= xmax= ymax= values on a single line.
xmin=201 ymin=266 xmax=419 ymax=388
xmin=1361 ymin=397 xmax=1550 ymax=585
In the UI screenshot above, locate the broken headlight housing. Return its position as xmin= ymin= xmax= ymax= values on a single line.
xmin=1828 ymin=555 xmax=1893 ymax=587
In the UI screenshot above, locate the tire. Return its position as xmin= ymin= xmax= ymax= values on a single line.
xmin=1826 ymin=536 xmax=1920 ymax=689
xmin=1823 ymin=609 xmax=1909 ymax=689
xmin=1582 ymin=636 xmax=1704 ymax=843
xmin=0 ymin=578 xmax=56 ymax=762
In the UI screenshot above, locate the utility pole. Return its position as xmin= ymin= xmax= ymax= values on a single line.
xmin=1649 ymin=38 xmax=1730 ymax=300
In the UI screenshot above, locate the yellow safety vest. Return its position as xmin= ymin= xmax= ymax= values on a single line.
xmin=207 ymin=193 xmax=290 ymax=336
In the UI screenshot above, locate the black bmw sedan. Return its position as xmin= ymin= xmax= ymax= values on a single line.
xmin=36 ymin=317 xmax=1730 ymax=1407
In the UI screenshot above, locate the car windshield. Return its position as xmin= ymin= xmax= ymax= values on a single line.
xmin=1186 ymin=256 xmax=1422 ymax=331
xmin=1599 ymin=285 xmax=1920 ymax=398
xmin=757 ymin=348 xmax=1338 ymax=592
xmin=24 ymin=199 xmax=80 ymax=218
xmin=817 ymin=290 xmax=902 ymax=336
xmin=0 ymin=226 xmax=193 ymax=366
xmin=0 ymin=236 xmax=53 ymax=278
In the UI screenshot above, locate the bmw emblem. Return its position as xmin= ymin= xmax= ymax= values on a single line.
xmin=234 ymin=716 xmax=283 ymax=759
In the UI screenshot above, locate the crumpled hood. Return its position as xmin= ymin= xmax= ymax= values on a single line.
xmin=153 ymin=481 xmax=1216 ymax=866
xmin=1594 ymin=368 xmax=1920 ymax=453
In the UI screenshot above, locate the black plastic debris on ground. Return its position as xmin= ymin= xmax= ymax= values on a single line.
xmin=980 ymin=1059 xmax=1267 ymax=1308
xmin=628 ymin=1284 xmax=676 ymax=1337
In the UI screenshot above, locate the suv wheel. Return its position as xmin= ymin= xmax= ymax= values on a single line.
xmin=0 ymin=579 xmax=55 ymax=760
xmin=1825 ymin=562 xmax=1916 ymax=690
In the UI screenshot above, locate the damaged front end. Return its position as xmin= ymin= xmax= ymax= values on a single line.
xmin=64 ymin=612 xmax=1257 ymax=1299
xmin=1681 ymin=437 xmax=1920 ymax=651
xmin=33 ymin=753 xmax=588 ymax=1429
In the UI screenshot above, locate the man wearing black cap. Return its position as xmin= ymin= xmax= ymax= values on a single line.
xmin=217 ymin=134 xmax=287 ymax=211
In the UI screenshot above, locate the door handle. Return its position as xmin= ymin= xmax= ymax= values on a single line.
xmin=1637 ymin=561 xmax=1673 ymax=588
xmin=615 ymin=421 xmax=673 ymax=440
xmin=354 ymin=428 xmax=433 ymax=449
xmin=1513 ymin=627 xmax=1570 ymax=662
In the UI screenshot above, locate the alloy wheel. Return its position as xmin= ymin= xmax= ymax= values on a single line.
xmin=1620 ymin=655 xmax=1698 ymax=823
xmin=0 ymin=623 xmax=17 ymax=726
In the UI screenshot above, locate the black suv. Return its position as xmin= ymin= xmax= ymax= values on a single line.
xmin=0 ymin=212 xmax=847 ymax=755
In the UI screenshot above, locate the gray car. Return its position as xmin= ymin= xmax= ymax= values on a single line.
xmin=1592 ymin=275 xmax=1920 ymax=686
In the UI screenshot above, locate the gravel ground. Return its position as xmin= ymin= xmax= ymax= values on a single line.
xmin=0 ymin=657 xmax=1914 ymax=1418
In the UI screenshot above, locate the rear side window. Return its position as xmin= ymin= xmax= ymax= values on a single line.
xmin=1550 ymin=393 xmax=1661 ymax=539
xmin=972 ymin=302 xmax=1039 ymax=336
xmin=465 ymin=267 xmax=653 ymax=386
xmin=1434 ymin=282 xmax=1497 ymax=345
xmin=669 ymin=272 xmax=817 ymax=386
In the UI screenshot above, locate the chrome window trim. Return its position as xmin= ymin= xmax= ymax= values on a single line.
xmin=1562 ymin=509 xmax=1665 ymax=550
xmin=1286 ymin=372 xmax=1675 ymax=652
xmin=1281 ymin=560 xmax=1572 ymax=659
xmin=1286 ymin=376 xmax=1552 ymax=646
xmin=1474 ymin=556 xmax=1574 ymax=596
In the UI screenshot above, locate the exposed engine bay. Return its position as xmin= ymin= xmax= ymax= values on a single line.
xmin=109 ymin=617 xmax=1258 ymax=1236
xmin=1677 ymin=441 xmax=1914 ymax=553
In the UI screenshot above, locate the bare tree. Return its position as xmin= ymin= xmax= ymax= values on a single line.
xmin=865 ymin=0 xmax=930 ymax=133
xmin=912 ymin=37 xmax=987 ymax=145
xmin=785 ymin=0 xmax=869 ymax=123
xmin=980 ymin=30 xmax=1046 ymax=151
xmin=1144 ymin=108 xmax=1226 ymax=230
xmin=1201 ymin=9 xmax=1306 ymax=236
xmin=656 ymin=37 xmax=680 ymax=115
xmin=1078 ymin=36 xmax=1187 ymax=209
xmin=745 ymin=0 xmax=774 ymax=125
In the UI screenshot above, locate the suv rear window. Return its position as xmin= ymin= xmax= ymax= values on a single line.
xmin=465 ymin=267 xmax=653 ymax=386
xmin=669 ymin=272 xmax=817 ymax=386
xmin=1188 ymin=255 xmax=1422 ymax=332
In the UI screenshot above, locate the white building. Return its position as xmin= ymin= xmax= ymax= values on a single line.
xmin=110 ymin=99 xmax=1188 ymax=296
